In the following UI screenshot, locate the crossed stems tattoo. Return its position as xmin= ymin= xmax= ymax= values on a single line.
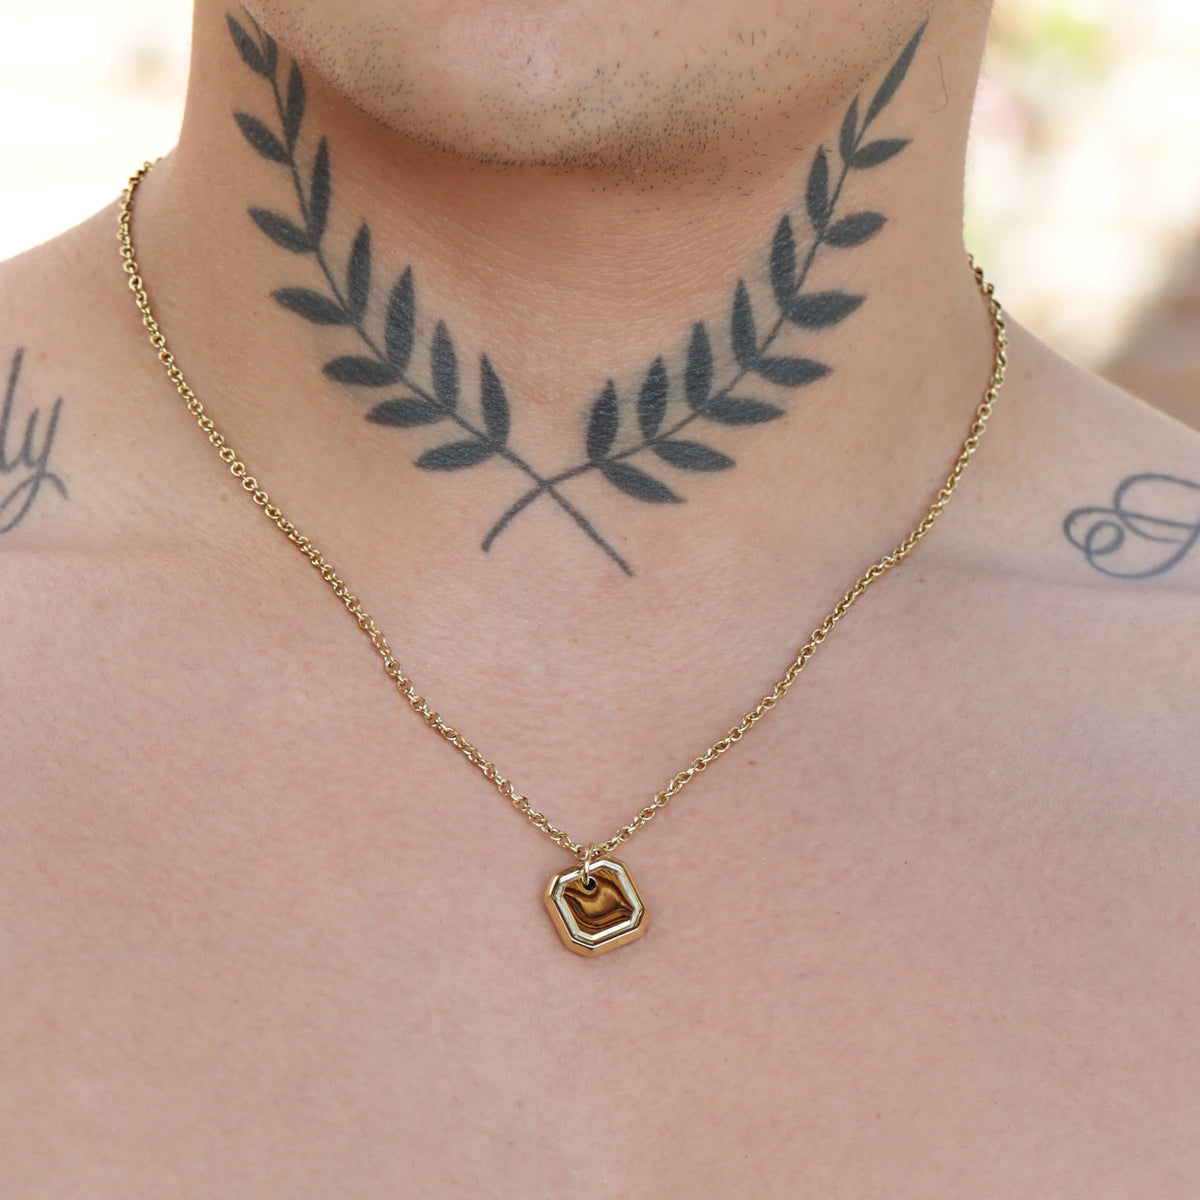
xmin=228 ymin=11 xmax=924 ymax=575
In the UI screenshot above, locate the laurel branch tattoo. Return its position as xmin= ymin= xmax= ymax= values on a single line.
xmin=227 ymin=11 xmax=924 ymax=575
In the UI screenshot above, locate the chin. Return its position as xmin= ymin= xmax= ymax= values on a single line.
xmin=240 ymin=0 xmax=941 ymax=172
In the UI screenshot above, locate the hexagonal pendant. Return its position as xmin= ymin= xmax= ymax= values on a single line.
xmin=543 ymin=856 xmax=648 ymax=957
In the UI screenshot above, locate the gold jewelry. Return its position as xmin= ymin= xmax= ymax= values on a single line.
xmin=118 ymin=162 xmax=1007 ymax=957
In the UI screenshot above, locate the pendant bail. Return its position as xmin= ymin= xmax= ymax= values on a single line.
xmin=580 ymin=843 xmax=598 ymax=889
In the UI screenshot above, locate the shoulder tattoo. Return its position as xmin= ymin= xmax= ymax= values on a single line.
xmin=1064 ymin=473 xmax=1200 ymax=579
xmin=1 ymin=348 xmax=68 ymax=534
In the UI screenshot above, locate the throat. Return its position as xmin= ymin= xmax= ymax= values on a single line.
xmin=134 ymin=11 xmax=989 ymax=582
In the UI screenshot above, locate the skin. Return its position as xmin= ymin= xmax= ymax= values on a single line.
xmin=1 ymin=1 xmax=1198 ymax=1195
xmin=236 ymin=0 xmax=940 ymax=173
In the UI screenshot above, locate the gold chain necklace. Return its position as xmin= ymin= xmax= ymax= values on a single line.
xmin=118 ymin=162 xmax=1007 ymax=956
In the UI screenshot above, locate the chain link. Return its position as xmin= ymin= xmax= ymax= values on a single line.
xmin=118 ymin=162 xmax=1007 ymax=864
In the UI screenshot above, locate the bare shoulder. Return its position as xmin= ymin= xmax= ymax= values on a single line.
xmin=932 ymin=317 xmax=1200 ymax=750
xmin=0 ymin=202 xmax=231 ymax=727
xmin=0 ymin=232 xmax=81 ymax=543
xmin=952 ymin=318 xmax=1200 ymax=595
xmin=0 ymin=203 xmax=187 ymax=559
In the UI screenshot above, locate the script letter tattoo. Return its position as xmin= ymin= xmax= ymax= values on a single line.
xmin=228 ymin=10 xmax=925 ymax=573
xmin=1063 ymin=473 xmax=1200 ymax=578
xmin=0 ymin=348 xmax=68 ymax=533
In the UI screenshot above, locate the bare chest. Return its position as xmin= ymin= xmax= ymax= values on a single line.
xmin=2 ymin=582 xmax=1198 ymax=1197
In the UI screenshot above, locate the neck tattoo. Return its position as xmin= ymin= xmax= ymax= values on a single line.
xmin=124 ymin=18 xmax=1005 ymax=956
xmin=119 ymin=138 xmax=1005 ymax=955
xmin=227 ymin=9 xmax=926 ymax=576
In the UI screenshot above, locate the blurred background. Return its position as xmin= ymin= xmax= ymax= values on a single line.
xmin=1 ymin=0 xmax=1198 ymax=427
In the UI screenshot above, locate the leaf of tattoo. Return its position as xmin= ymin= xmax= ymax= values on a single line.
xmin=479 ymin=356 xmax=511 ymax=445
xmin=824 ymin=212 xmax=886 ymax=248
xmin=850 ymin=139 xmax=910 ymax=169
xmin=308 ymin=137 xmax=331 ymax=244
xmin=346 ymin=223 xmax=371 ymax=322
xmin=684 ymin=324 xmax=714 ymax=411
xmin=754 ymin=357 xmax=831 ymax=387
xmin=430 ymin=321 xmax=459 ymax=411
xmin=249 ymin=208 xmax=311 ymax=253
xmin=839 ymin=97 xmax=860 ymax=166
xmin=703 ymin=398 xmax=785 ymax=425
xmin=587 ymin=382 xmax=619 ymax=462
xmin=784 ymin=292 xmax=865 ymax=329
xmin=323 ymin=356 xmax=402 ymax=386
xmin=770 ymin=216 xmax=798 ymax=308
xmin=806 ymin=147 xmax=831 ymax=232
xmin=418 ymin=440 xmax=495 ymax=470
xmin=637 ymin=358 xmax=669 ymax=440
xmin=368 ymin=399 xmax=445 ymax=427
xmin=600 ymin=461 xmax=683 ymax=503
xmin=652 ymin=439 xmax=735 ymax=472
xmin=385 ymin=267 xmax=416 ymax=372
xmin=864 ymin=23 xmax=926 ymax=127
xmin=274 ymin=287 xmax=350 ymax=325
xmin=730 ymin=282 xmax=758 ymax=369
xmin=260 ymin=32 xmax=279 ymax=79
xmin=235 ymin=113 xmax=289 ymax=162
xmin=226 ymin=13 xmax=271 ymax=76
xmin=283 ymin=60 xmax=305 ymax=151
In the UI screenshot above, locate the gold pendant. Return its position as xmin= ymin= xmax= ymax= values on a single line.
xmin=544 ymin=855 xmax=647 ymax=957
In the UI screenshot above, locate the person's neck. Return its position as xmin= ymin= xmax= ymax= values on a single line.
xmin=128 ymin=3 xmax=994 ymax=587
